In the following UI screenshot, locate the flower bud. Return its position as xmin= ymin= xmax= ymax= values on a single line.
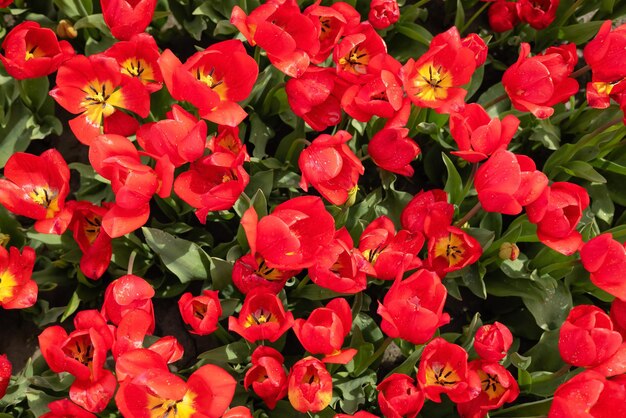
xmin=499 ymin=243 xmax=520 ymax=261
xmin=56 ymin=19 xmax=78 ymax=39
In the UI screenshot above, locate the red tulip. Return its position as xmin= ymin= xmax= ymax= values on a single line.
xmin=0 ymin=354 xmax=11 ymax=400
xmin=526 ymin=182 xmax=589 ymax=256
xmin=115 ymin=348 xmax=168 ymax=383
xmin=228 ymin=289 xmax=295 ymax=343
xmin=475 ymin=149 xmax=548 ymax=215
xmin=417 ymin=338 xmax=481 ymax=403
xmin=427 ymin=226 xmax=482 ymax=277
xmin=50 ymin=55 xmax=150 ymax=144
xmin=516 ymin=0 xmax=559 ymax=30
xmin=341 ymin=54 xmax=404 ymax=122
xmin=359 ymin=216 xmax=424 ymax=280
xmin=148 ymin=336 xmax=184 ymax=364
xmin=0 ymin=246 xmax=37 ymax=310
xmin=377 ymin=373 xmax=424 ymax=418
xmin=293 ymin=298 xmax=357 ymax=364
xmin=303 ymin=1 xmax=358 ymax=64
xmin=0 ymin=1 xmax=13 ymax=6
xmin=502 ymin=43 xmax=578 ymax=119
xmin=368 ymin=0 xmax=400 ymax=30
xmin=174 ymin=151 xmax=250 ymax=223
xmin=178 ymin=290 xmax=222 ymax=336
xmin=402 ymin=26 xmax=476 ymax=113
xmin=68 ymin=201 xmax=112 ymax=280
xmin=232 ymin=253 xmax=300 ymax=295
xmin=335 ymin=413 xmax=379 ymax=418
xmin=487 ymin=1 xmax=520 ymax=33
xmin=241 ymin=196 xmax=335 ymax=270
xmin=334 ymin=22 xmax=387 ymax=84
xmin=461 ymin=33 xmax=488 ymax=67
xmin=41 ymin=399 xmax=96 ymax=418
xmin=231 ymin=0 xmax=320 ymax=78
xmin=286 ymin=66 xmax=348 ymax=131
xmin=0 ymin=21 xmax=74 ymax=79
xmin=474 ymin=322 xmax=513 ymax=362
xmin=580 ymin=234 xmax=626 ymax=300
xmin=101 ymin=0 xmax=157 ymax=41
xmin=244 ymin=346 xmax=288 ymax=409
xmin=456 ymin=361 xmax=519 ymax=418
xmin=377 ymin=269 xmax=450 ymax=344
xmin=611 ymin=298 xmax=626 ymax=339
xmin=0 ymin=149 xmax=72 ymax=234
xmin=299 ymin=130 xmax=364 ymax=206
xmin=309 ymin=227 xmax=374 ymax=294
xmin=401 ymin=189 xmax=454 ymax=238
xmin=548 ymin=370 xmax=626 ymax=417
xmin=368 ymin=127 xmax=421 ymax=176
xmin=288 ymin=357 xmax=333 ymax=413
xmin=111 ymin=309 xmax=154 ymax=359
xmin=449 ymin=103 xmax=520 ymax=163
xmin=116 ymin=364 xmax=236 ymax=418
xmin=223 ymin=406 xmax=254 ymax=418
xmin=103 ymin=33 xmax=162 ymax=92
xmin=558 ymin=305 xmax=622 ymax=368
xmin=101 ymin=274 xmax=155 ymax=331
xmin=159 ymin=40 xmax=258 ymax=126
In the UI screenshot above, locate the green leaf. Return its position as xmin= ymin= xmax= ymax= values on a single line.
xmin=561 ymin=160 xmax=607 ymax=183
xmin=248 ymin=113 xmax=275 ymax=158
xmin=60 ymin=291 xmax=80 ymax=322
xmin=197 ymin=340 xmax=250 ymax=365
xmin=460 ymin=264 xmax=487 ymax=299
xmin=74 ymin=14 xmax=111 ymax=35
xmin=558 ymin=21 xmax=605 ymax=44
xmin=454 ymin=0 xmax=465 ymax=29
xmin=589 ymin=183 xmax=614 ymax=225
xmin=19 ymin=77 xmax=49 ymax=111
xmin=530 ymin=119 xmax=560 ymax=150
xmin=442 ymin=153 xmax=463 ymax=206
xmin=142 ymin=227 xmax=211 ymax=283
xmin=396 ymin=22 xmax=432 ymax=45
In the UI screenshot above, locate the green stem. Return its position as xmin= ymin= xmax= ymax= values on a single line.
xmin=73 ymin=0 xmax=89 ymax=17
xmin=570 ymin=64 xmax=590 ymax=79
xmin=414 ymin=0 xmax=431 ymax=9
xmin=359 ymin=154 xmax=371 ymax=162
xmin=483 ymin=93 xmax=508 ymax=109
xmin=295 ymin=276 xmax=310 ymax=292
xmin=359 ymin=337 xmax=393 ymax=371
xmin=461 ymin=2 xmax=489 ymax=34
xmin=16 ymin=79 xmax=33 ymax=110
xmin=455 ymin=202 xmax=482 ymax=227
xmin=127 ymin=251 xmax=137 ymax=275
xmin=214 ymin=323 xmax=234 ymax=345
xmin=460 ymin=162 xmax=478 ymax=201
xmin=254 ymin=46 xmax=261 ymax=66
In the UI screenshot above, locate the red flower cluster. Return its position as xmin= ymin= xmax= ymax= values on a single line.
xmin=484 ymin=0 xmax=559 ymax=32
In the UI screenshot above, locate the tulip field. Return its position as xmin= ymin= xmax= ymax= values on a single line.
xmin=1 ymin=0 xmax=626 ymax=417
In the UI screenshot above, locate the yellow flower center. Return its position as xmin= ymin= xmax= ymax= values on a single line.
xmin=338 ymin=46 xmax=369 ymax=75
xmin=80 ymin=80 xmax=125 ymax=126
xmin=0 ymin=269 xmax=18 ymax=303
xmin=479 ymin=370 xmax=506 ymax=400
xmin=146 ymin=392 xmax=196 ymax=418
xmin=413 ymin=64 xmax=452 ymax=102
xmin=245 ymin=307 xmax=278 ymax=327
xmin=83 ymin=215 xmax=102 ymax=245
xmin=194 ymin=67 xmax=226 ymax=99
xmin=434 ymin=233 xmax=466 ymax=267
xmin=121 ymin=58 xmax=155 ymax=84
xmin=28 ymin=186 xmax=60 ymax=218
xmin=425 ymin=362 xmax=461 ymax=387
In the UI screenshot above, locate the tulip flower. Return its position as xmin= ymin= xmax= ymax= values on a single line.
xmin=293 ymin=298 xmax=357 ymax=364
xmin=0 ymin=149 xmax=72 ymax=234
xmin=101 ymin=0 xmax=157 ymax=41
xmin=178 ymin=290 xmax=222 ymax=336
xmin=474 ymin=322 xmax=513 ymax=362
xmin=241 ymin=196 xmax=335 ymax=270
xmin=101 ymin=274 xmax=155 ymax=331
xmin=402 ymin=26 xmax=476 ymax=113
xmin=449 ymin=103 xmax=520 ymax=163
xmin=0 ymin=246 xmax=37 ymax=310
xmin=548 ymin=371 xmax=626 ymax=417
xmin=580 ymin=234 xmax=626 ymax=300
xmin=309 ymin=228 xmax=374 ymax=294
xmin=41 ymin=399 xmax=96 ymax=418
xmin=368 ymin=0 xmax=400 ymax=30
xmin=228 ymin=289 xmax=295 ymax=343
xmin=427 ymin=226 xmax=482 ymax=277
xmin=368 ymin=127 xmax=421 ymax=176
xmin=0 ymin=21 xmax=74 ymax=79
xmin=611 ymin=298 xmax=626 ymax=339
xmin=286 ymin=66 xmax=348 ymax=131
xmin=526 ymin=182 xmax=589 ymax=256
xmin=487 ymin=1 xmax=520 ymax=33
xmin=116 ymin=364 xmax=237 ymax=418
xmin=0 ymin=354 xmax=11 ymax=399
xmin=502 ymin=43 xmax=578 ymax=119
xmin=103 ymin=33 xmax=162 ymax=92
xmin=359 ymin=216 xmax=424 ymax=280
xmin=516 ymin=0 xmax=559 ymax=30
xmin=377 ymin=374 xmax=425 ymax=418
xmin=401 ymin=189 xmax=454 ymax=238
xmin=68 ymin=201 xmax=112 ymax=280
xmin=475 ymin=149 xmax=548 ymax=215
xmin=232 ymin=253 xmax=300 ymax=295
xmin=377 ymin=269 xmax=450 ymax=344
xmin=558 ymin=305 xmax=622 ymax=368
xmin=417 ymin=338 xmax=481 ymax=403
xmin=456 ymin=361 xmax=519 ymax=418
xmin=50 ymin=55 xmax=150 ymax=144
xmin=244 ymin=346 xmax=288 ymax=409
xmin=303 ymin=1 xmax=357 ymax=64
xmin=158 ymin=40 xmax=258 ymax=126
xmin=231 ymin=0 xmax=320 ymax=78
xmin=288 ymin=357 xmax=333 ymax=413
xmin=299 ymin=130 xmax=364 ymax=206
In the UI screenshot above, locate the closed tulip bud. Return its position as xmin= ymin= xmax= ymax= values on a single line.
xmin=498 ymin=243 xmax=520 ymax=261
xmin=288 ymin=357 xmax=333 ymax=413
